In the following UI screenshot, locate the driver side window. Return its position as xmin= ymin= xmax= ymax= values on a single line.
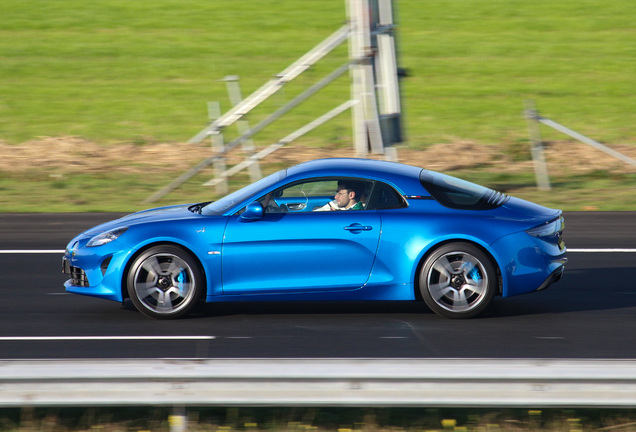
xmin=258 ymin=178 xmax=374 ymax=214
xmin=258 ymin=180 xmax=339 ymax=214
xmin=279 ymin=181 xmax=337 ymax=199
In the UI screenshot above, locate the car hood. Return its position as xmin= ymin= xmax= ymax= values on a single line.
xmin=83 ymin=204 xmax=195 ymax=236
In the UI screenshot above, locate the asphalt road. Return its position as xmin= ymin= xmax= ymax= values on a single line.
xmin=0 ymin=212 xmax=634 ymax=360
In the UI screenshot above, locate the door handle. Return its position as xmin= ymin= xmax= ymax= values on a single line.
xmin=287 ymin=203 xmax=306 ymax=211
xmin=344 ymin=224 xmax=373 ymax=232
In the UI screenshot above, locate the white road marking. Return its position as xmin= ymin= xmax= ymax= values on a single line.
xmin=0 ymin=336 xmax=215 ymax=341
xmin=0 ymin=250 xmax=65 ymax=254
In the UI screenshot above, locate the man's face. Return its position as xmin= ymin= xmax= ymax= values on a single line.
xmin=335 ymin=187 xmax=353 ymax=208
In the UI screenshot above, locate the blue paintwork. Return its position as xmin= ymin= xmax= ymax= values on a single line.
xmin=63 ymin=158 xmax=567 ymax=313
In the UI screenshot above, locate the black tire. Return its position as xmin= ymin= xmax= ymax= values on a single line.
xmin=126 ymin=245 xmax=203 ymax=319
xmin=419 ymin=242 xmax=497 ymax=319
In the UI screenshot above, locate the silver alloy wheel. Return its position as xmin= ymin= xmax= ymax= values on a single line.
xmin=420 ymin=243 xmax=496 ymax=318
xmin=127 ymin=246 xmax=202 ymax=319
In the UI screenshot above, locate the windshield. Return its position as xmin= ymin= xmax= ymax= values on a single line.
xmin=201 ymin=169 xmax=287 ymax=215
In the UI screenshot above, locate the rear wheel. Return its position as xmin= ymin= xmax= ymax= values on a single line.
xmin=420 ymin=242 xmax=496 ymax=319
xmin=127 ymin=245 xmax=203 ymax=319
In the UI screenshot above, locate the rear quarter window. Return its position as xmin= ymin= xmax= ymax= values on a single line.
xmin=419 ymin=170 xmax=509 ymax=210
xmin=366 ymin=182 xmax=407 ymax=210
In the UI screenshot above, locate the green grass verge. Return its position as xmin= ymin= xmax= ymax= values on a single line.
xmin=2 ymin=407 xmax=635 ymax=432
xmin=1 ymin=0 xmax=636 ymax=212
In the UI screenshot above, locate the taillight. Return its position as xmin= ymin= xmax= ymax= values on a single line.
xmin=526 ymin=215 xmax=564 ymax=239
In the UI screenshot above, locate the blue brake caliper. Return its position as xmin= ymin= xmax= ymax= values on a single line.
xmin=176 ymin=269 xmax=186 ymax=295
xmin=467 ymin=266 xmax=482 ymax=283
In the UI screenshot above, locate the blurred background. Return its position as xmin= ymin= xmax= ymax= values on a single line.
xmin=1 ymin=0 xmax=635 ymax=212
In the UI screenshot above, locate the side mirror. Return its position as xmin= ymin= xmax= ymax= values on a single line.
xmin=240 ymin=202 xmax=264 ymax=221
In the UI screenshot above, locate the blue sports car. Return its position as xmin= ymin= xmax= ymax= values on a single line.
xmin=62 ymin=158 xmax=567 ymax=319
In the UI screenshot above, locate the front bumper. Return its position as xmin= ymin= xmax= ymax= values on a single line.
xmin=62 ymin=235 xmax=129 ymax=302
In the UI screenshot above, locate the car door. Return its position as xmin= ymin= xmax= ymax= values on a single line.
xmin=221 ymin=209 xmax=381 ymax=294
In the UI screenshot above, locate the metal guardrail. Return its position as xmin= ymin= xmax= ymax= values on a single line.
xmin=1 ymin=358 xmax=636 ymax=408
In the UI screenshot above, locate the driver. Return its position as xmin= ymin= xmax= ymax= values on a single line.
xmin=315 ymin=182 xmax=365 ymax=211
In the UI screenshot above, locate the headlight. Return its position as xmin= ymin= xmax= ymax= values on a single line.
xmin=87 ymin=227 xmax=128 ymax=247
xmin=526 ymin=216 xmax=564 ymax=238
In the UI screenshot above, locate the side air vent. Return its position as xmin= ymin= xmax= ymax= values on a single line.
xmin=486 ymin=191 xmax=511 ymax=207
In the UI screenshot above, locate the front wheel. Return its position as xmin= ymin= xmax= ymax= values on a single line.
xmin=127 ymin=245 xmax=203 ymax=319
xmin=419 ymin=243 xmax=497 ymax=319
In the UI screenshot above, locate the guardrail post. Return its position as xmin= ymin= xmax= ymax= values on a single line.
xmin=169 ymin=405 xmax=187 ymax=432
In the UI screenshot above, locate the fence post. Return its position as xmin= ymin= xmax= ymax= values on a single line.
xmin=223 ymin=75 xmax=262 ymax=183
xmin=524 ymin=100 xmax=551 ymax=191
xmin=207 ymin=102 xmax=229 ymax=195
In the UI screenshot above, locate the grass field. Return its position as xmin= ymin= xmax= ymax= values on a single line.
xmin=1 ymin=0 xmax=636 ymax=211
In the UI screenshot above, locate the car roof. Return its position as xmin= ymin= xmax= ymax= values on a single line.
xmin=287 ymin=158 xmax=423 ymax=185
